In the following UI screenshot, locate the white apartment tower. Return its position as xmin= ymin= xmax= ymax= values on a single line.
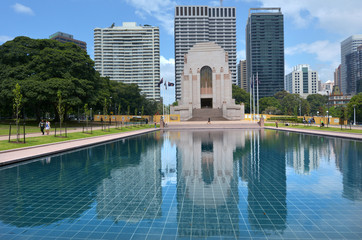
xmin=174 ymin=6 xmax=237 ymax=101
xmin=285 ymin=64 xmax=318 ymax=98
xmin=94 ymin=22 xmax=160 ymax=100
xmin=341 ymin=35 xmax=362 ymax=95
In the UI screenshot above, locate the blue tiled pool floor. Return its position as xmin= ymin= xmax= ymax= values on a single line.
xmin=0 ymin=130 xmax=361 ymax=239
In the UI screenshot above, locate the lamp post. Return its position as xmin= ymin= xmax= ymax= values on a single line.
xmin=326 ymin=110 xmax=329 ymax=127
xmin=90 ymin=108 xmax=92 ymax=121
xmin=353 ymin=105 xmax=356 ymax=125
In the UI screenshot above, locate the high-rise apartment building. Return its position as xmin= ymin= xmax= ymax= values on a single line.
xmin=94 ymin=22 xmax=160 ymax=100
xmin=246 ymin=8 xmax=284 ymax=99
xmin=334 ymin=64 xmax=342 ymax=89
xmin=285 ymin=64 xmax=318 ymax=98
xmin=341 ymin=35 xmax=362 ymax=95
xmin=237 ymin=60 xmax=247 ymax=90
xmin=49 ymin=32 xmax=87 ymax=51
xmin=174 ymin=6 xmax=237 ymax=101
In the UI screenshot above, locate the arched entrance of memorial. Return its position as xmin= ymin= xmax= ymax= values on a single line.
xmin=200 ymin=66 xmax=213 ymax=108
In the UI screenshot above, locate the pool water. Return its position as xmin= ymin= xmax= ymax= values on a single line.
xmin=0 ymin=129 xmax=361 ymax=239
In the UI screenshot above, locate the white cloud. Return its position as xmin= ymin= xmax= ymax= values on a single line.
xmin=12 ymin=3 xmax=34 ymax=15
xmin=125 ymin=0 xmax=176 ymax=35
xmin=209 ymin=1 xmax=220 ymax=6
xmin=254 ymin=0 xmax=362 ymax=35
xmin=237 ymin=49 xmax=246 ymax=60
xmin=285 ymin=40 xmax=340 ymax=64
xmin=0 ymin=36 xmax=13 ymax=44
xmin=285 ymin=40 xmax=340 ymax=81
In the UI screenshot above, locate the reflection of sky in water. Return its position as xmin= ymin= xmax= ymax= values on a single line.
xmin=0 ymin=130 xmax=361 ymax=239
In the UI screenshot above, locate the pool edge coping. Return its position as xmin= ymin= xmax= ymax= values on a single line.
xmin=0 ymin=128 xmax=159 ymax=167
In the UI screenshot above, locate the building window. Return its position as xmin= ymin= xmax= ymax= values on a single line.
xmin=180 ymin=7 xmax=183 ymax=16
xmin=201 ymin=7 xmax=203 ymax=16
xmin=176 ymin=7 xmax=179 ymax=16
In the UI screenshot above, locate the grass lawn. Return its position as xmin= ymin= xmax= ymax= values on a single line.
xmin=0 ymin=124 xmax=42 ymax=135
xmin=0 ymin=124 xmax=157 ymax=151
xmin=264 ymin=122 xmax=362 ymax=134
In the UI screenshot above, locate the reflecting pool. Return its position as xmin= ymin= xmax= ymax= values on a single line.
xmin=0 ymin=130 xmax=361 ymax=239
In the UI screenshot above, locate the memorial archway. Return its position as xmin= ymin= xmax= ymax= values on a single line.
xmin=200 ymin=66 xmax=213 ymax=108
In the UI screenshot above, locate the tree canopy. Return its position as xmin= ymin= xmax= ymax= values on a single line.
xmin=0 ymin=37 xmax=158 ymax=120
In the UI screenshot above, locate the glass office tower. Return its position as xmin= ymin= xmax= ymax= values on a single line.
xmin=246 ymin=8 xmax=284 ymax=99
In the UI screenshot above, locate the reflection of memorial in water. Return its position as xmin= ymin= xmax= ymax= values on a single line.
xmin=242 ymin=130 xmax=287 ymax=232
xmin=171 ymin=130 xmax=243 ymax=238
xmin=96 ymin=139 xmax=162 ymax=222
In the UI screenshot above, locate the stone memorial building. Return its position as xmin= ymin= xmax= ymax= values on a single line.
xmin=171 ymin=42 xmax=244 ymax=121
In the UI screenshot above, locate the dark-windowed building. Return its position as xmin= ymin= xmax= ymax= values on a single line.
xmin=246 ymin=8 xmax=284 ymax=99
xmin=49 ymin=32 xmax=87 ymax=51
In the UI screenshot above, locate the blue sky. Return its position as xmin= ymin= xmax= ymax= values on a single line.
xmin=1 ymin=0 xmax=362 ymax=104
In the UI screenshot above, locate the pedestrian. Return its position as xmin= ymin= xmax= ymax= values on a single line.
xmin=45 ymin=120 xmax=51 ymax=135
xmin=39 ymin=119 xmax=45 ymax=135
xmin=320 ymin=120 xmax=324 ymax=128
xmin=275 ymin=120 xmax=278 ymax=128
xmin=145 ymin=118 xmax=149 ymax=124
xmin=207 ymin=117 xmax=211 ymax=124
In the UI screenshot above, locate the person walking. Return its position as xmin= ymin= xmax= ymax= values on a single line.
xmin=275 ymin=120 xmax=278 ymax=128
xmin=207 ymin=117 xmax=211 ymax=124
xmin=45 ymin=120 xmax=51 ymax=135
xmin=39 ymin=119 xmax=45 ymax=135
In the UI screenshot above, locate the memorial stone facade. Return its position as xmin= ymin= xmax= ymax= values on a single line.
xmin=171 ymin=42 xmax=244 ymax=121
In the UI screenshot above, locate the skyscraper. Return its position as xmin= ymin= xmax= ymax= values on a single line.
xmin=334 ymin=64 xmax=342 ymax=89
xmin=341 ymin=35 xmax=362 ymax=95
xmin=174 ymin=6 xmax=237 ymax=101
xmin=237 ymin=60 xmax=247 ymax=90
xmin=285 ymin=64 xmax=318 ymax=98
xmin=49 ymin=32 xmax=87 ymax=51
xmin=94 ymin=22 xmax=160 ymax=100
xmin=246 ymin=8 xmax=284 ymax=99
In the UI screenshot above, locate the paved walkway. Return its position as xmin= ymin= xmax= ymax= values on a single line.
xmin=264 ymin=126 xmax=362 ymax=140
xmin=0 ymin=128 xmax=158 ymax=166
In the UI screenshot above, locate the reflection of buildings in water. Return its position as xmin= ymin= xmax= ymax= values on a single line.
xmin=284 ymin=135 xmax=333 ymax=175
xmin=245 ymin=131 xmax=287 ymax=232
xmin=334 ymin=140 xmax=362 ymax=201
xmin=96 ymin=144 xmax=162 ymax=222
xmin=171 ymin=131 xmax=242 ymax=238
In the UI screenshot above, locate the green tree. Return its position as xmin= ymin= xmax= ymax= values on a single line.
xmin=0 ymin=36 xmax=107 ymax=120
xmin=84 ymin=103 xmax=90 ymax=130
xmin=347 ymin=92 xmax=362 ymax=123
xmin=103 ymin=98 xmax=108 ymax=115
xmin=135 ymin=108 xmax=138 ymax=116
xmin=118 ymin=103 xmax=121 ymax=115
xmin=127 ymin=105 xmax=130 ymax=115
xmin=141 ymin=106 xmax=144 ymax=116
xmin=12 ymin=83 xmax=22 ymax=142
xmin=232 ymin=84 xmax=250 ymax=113
xmin=306 ymin=94 xmax=328 ymax=116
xmin=57 ymin=90 xmax=65 ymax=135
xmin=259 ymin=97 xmax=281 ymax=114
